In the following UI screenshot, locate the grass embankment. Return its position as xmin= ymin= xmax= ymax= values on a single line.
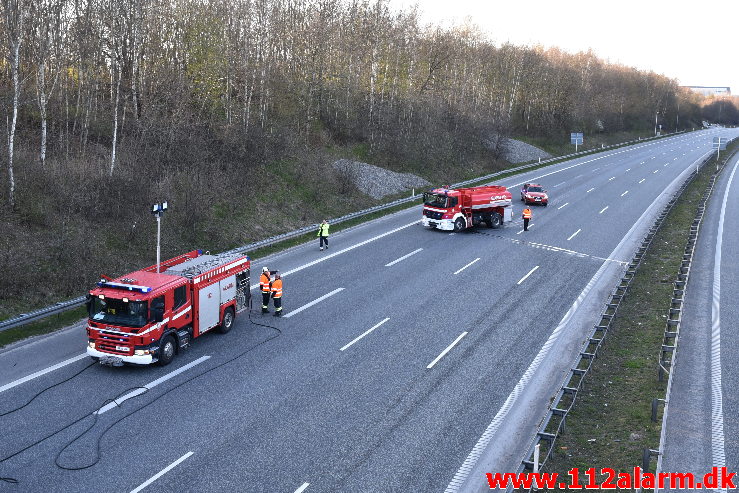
xmin=541 ymin=142 xmax=738 ymax=484
xmin=0 ymin=130 xmax=693 ymax=349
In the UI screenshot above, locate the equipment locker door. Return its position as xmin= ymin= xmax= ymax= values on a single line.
xmin=198 ymin=282 xmax=220 ymax=334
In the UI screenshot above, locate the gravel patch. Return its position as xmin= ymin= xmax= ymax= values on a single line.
xmin=333 ymin=159 xmax=431 ymax=199
xmin=501 ymin=138 xmax=552 ymax=163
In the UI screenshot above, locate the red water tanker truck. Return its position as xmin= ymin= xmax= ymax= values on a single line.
xmin=421 ymin=185 xmax=513 ymax=232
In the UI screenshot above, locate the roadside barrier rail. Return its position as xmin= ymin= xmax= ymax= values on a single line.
xmin=0 ymin=132 xmax=684 ymax=333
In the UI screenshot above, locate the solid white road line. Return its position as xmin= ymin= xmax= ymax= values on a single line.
xmin=284 ymin=288 xmax=345 ymax=319
xmin=385 ymin=248 xmax=423 ymax=267
xmin=294 ymin=483 xmax=310 ymax=493
xmin=586 ymin=188 xmax=595 ymax=193
xmin=97 ymin=356 xmax=211 ymax=415
xmin=516 ymin=266 xmax=539 ymax=285
xmin=567 ymin=229 xmax=581 ymax=241
xmin=427 ymin=332 xmax=468 ymax=369
xmin=621 ymin=191 xmax=629 ymax=197
xmin=557 ymin=202 xmax=569 ymax=210
xmin=639 ymin=179 xmax=646 ymax=184
xmin=710 ymin=160 xmax=738 ymax=477
xmin=0 ymin=353 xmax=88 ymax=394
xmin=340 ymin=318 xmax=390 ymax=351
xmin=250 ymin=220 xmax=420 ymax=291
xmin=599 ymin=206 xmax=608 ymax=214
xmin=454 ymin=258 xmax=480 ymax=275
xmin=130 ymin=452 xmax=194 ymax=493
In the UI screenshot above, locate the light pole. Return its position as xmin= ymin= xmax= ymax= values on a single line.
xmin=654 ymin=111 xmax=659 ymax=136
xmin=151 ymin=201 xmax=168 ymax=273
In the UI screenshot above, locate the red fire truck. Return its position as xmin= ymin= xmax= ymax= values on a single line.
xmin=422 ymin=185 xmax=513 ymax=231
xmin=86 ymin=250 xmax=250 ymax=366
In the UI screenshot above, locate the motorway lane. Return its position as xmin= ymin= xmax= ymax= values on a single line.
xmin=0 ymin=130 xmax=735 ymax=492
xmin=660 ymin=150 xmax=739 ymax=490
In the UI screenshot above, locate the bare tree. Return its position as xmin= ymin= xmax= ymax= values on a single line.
xmin=2 ymin=0 xmax=26 ymax=209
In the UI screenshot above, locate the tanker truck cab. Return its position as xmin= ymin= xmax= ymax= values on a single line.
xmin=422 ymin=185 xmax=513 ymax=232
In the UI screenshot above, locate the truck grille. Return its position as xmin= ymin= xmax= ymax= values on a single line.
xmin=97 ymin=331 xmax=132 ymax=355
xmin=424 ymin=210 xmax=443 ymax=220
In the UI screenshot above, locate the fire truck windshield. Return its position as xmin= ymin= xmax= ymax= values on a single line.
xmin=90 ymin=297 xmax=148 ymax=328
xmin=424 ymin=193 xmax=449 ymax=208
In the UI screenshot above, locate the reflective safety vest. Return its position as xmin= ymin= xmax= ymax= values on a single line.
xmin=522 ymin=208 xmax=532 ymax=219
xmin=260 ymin=273 xmax=271 ymax=293
xmin=271 ymin=279 xmax=283 ymax=298
xmin=317 ymin=223 xmax=329 ymax=237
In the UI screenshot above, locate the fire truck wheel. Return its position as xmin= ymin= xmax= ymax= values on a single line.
xmin=218 ymin=307 xmax=235 ymax=334
xmin=453 ymin=218 xmax=465 ymax=232
xmin=489 ymin=213 xmax=502 ymax=229
xmin=158 ymin=335 xmax=176 ymax=366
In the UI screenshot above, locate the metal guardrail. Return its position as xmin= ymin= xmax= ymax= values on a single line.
xmin=514 ymin=148 xmax=717 ymax=485
xmin=0 ymin=131 xmax=685 ymax=333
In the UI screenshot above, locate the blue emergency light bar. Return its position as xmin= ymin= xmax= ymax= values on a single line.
xmin=97 ymin=281 xmax=153 ymax=293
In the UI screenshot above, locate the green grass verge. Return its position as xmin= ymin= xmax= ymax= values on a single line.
xmin=0 ymin=307 xmax=87 ymax=349
xmin=0 ymin=130 xmax=697 ymax=349
xmin=541 ymin=141 xmax=738 ymax=482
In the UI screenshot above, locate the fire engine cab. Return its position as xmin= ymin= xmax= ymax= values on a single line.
xmin=422 ymin=185 xmax=513 ymax=231
xmin=86 ymin=250 xmax=250 ymax=366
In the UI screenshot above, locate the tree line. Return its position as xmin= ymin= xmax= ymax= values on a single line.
xmin=0 ymin=0 xmax=736 ymax=308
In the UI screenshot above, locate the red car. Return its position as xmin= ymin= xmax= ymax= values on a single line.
xmin=520 ymin=183 xmax=549 ymax=206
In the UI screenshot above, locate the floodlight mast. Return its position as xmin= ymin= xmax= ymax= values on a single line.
xmin=151 ymin=201 xmax=168 ymax=273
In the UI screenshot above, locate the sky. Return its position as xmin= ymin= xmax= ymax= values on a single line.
xmin=387 ymin=0 xmax=739 ymax=95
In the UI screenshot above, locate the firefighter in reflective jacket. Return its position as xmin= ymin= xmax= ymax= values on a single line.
xmin=271 ymin=273 xmax=283 ymax=316
xmin=522 ymin=207 xmax=532 ymax=231
xmin=260 ymin=267 xmax=272 ymax=314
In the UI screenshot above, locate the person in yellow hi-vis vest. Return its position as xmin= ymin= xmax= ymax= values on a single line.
xmin=317 ymin=219 xmax=330 ymax=251
xmin=271 ymin=273 xmax=283 ymax=317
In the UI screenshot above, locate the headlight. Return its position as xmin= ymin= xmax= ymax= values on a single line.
xmin=88 ymin=341 xmax=96 ymax=349
xmin=134 ymin=349 xmax=151 ymax=356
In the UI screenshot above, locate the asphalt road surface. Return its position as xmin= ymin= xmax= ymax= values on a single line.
xmin=1 ymin=129 xmax=737 ymax=493
xmin=659 ymin=148 xmax=739 ymax=491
